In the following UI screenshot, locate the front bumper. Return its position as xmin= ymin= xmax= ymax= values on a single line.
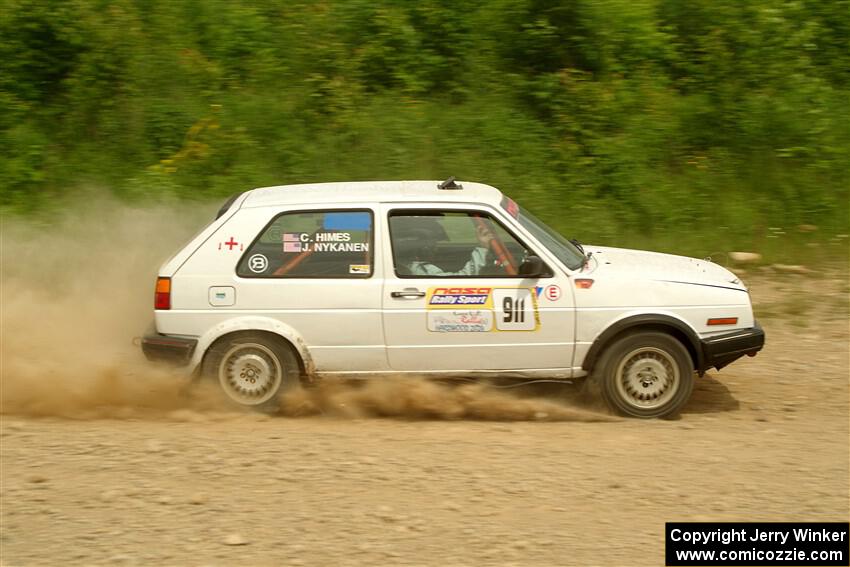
xmin=141 ymin=331 xmax=197 ymax=366
xmin=699 ymin=322 xmax=765 ymax=372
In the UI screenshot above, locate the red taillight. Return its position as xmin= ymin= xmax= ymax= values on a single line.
xmin=154 ymin=277 xmax=171 ymax=310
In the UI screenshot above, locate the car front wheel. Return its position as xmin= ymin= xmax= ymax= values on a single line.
xmin=594 ymin=331 xmax=694 ymax=418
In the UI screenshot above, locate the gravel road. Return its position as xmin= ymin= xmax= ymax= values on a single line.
xmin=1 ymin=249 xmax=848 ymax=566
xmin=0 ymin=205 xmax=850 ymax=567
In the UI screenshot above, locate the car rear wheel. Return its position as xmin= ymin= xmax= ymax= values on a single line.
xmin=594 ymin=331 xmax=694 ymax=418
xmin=202 ymin=333 xmax=299 ymax=411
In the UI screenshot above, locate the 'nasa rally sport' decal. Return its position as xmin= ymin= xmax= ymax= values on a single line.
xmin=427 ymin=287 xmax=493 ymax=308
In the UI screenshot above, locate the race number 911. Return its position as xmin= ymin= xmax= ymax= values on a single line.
xmin=494 ymin=289 xmax=537 ymax=331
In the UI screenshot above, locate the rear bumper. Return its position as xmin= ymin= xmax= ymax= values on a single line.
xmin=141 ymin=331 xmax=197 ymax=366
xmin=699 ymin=322 xmax=765 ymax=372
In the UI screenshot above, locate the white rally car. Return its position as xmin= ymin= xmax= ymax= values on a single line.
xmin=142 ymin=178 xmax=764 ymax=418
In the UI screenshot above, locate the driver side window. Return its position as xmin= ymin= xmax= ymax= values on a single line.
xmin=388 ymin=210 xmax=536 ymax=278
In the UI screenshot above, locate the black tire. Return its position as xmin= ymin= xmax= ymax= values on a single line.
xmin=201 ymin=332 xmax=300 ymax=412
xmin=592 ymin=331 xmax=694 ymax=418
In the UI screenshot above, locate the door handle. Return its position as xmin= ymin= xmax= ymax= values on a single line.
xmin=391 ymin=288 xmax=426 ymax=299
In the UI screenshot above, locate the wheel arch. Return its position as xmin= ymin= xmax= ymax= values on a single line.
xmin=581 ymin=314 xmax=703 ymax=374
xmin=189 ymin=317 xmax=314 ymax=378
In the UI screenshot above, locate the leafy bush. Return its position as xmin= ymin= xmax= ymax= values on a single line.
xmin=1 ymin=0 xmax=847 ymax=258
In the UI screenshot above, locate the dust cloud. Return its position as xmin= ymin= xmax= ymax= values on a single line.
xmin=281 ymin=378 xmax=615 ymax=422
xmin=1 ymin=196 xmax=609 ymax=422
xmin=1 ymin=195 xmax=222 ymax=418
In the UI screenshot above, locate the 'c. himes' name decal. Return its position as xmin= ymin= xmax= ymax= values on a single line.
xmin=283 ymin=232 xmax=369 ymax=253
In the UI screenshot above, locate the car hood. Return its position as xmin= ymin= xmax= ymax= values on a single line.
xmin=583 ymin=246 xmax=746 ymax=291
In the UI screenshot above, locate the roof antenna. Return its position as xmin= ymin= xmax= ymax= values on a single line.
xmin=437 ymin=177 xmax=463 ymax=190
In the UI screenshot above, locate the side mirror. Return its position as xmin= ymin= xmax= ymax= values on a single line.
xmin=518 ymin=255 xmax=545 ymax=277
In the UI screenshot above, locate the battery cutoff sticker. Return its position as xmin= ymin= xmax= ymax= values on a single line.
xmin=425 ymin=287 xmax=539 ymax=332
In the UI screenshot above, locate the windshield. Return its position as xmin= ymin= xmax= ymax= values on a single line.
xmin=502 ymin=197 xmax=586 ymax=271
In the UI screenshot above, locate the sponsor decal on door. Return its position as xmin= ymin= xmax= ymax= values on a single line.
xmin=427 ymin=310 xmax=493 ymax=333
xmin=424 ymin=287 xmax=539 ymax=332
xmin=426 ymin=287 xmax=494 ymax=308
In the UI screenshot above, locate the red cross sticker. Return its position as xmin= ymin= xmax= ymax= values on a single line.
xmin=219 ymin=237 xmax=242 ymax=251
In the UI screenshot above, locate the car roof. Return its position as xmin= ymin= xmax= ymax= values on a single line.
xmin=240 ymin=180 xmax=504 ymax=209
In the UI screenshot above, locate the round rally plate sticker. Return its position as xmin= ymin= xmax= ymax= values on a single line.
xmin=248 ymin=254 xmax=268 ymax=273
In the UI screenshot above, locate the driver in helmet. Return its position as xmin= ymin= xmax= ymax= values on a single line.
xmin=404 ymin=222 xmax=496 ymax=276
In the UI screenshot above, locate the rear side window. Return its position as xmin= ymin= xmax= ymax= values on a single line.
xmin=237 ymin=210 xmax=373 ymax=278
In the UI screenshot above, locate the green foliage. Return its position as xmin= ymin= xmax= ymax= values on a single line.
xmin=1 ymin=0 xmax=848 ymax=258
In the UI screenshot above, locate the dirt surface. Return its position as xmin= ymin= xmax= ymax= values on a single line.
xmin=1 ymin=206 xmax=848 ymax=566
